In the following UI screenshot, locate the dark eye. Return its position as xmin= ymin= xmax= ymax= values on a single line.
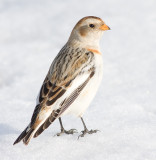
xmin=89 ymin=24 xmax=95 ymax=28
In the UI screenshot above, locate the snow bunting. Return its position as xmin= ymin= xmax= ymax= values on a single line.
xmin=13 ymin=16 xmax=110 ymax=145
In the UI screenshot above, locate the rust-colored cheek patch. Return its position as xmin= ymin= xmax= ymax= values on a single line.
xmin=87 ymin=48 xmax=101 ymax=54
xmin=79 ymin=27 xmax=87 ymax=36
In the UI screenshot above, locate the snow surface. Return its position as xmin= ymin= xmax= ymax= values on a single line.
xmin=0 ymin=0 xmax=156 ymax=159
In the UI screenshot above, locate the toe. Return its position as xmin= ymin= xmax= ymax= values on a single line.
xmin=69 ymin=129 xmax=77 ymax=132
xmin=65 ymin=129 xmax=78 ymax=134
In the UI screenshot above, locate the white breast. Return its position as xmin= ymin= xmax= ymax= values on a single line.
xmin=62 ymin=53 xmax=103 ymax=117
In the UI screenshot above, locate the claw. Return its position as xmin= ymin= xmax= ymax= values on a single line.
xmin=56 ymin=128 xmax=78 ymax=136
xmin=78 ymin=129 xmax=100 ymax=139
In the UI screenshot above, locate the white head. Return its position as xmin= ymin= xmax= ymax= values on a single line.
xmin=68 ymin=16 xmax=110 ymax=49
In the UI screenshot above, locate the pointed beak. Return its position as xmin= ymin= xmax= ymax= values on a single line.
xmin=99 ymin=24 xmax=110 ymax=31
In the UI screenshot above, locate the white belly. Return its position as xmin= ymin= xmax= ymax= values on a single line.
xmin=62 ymin=54 xmax=103 ymax=117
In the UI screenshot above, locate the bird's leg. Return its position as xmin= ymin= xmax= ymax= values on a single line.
xmin=56 ymin=117 xmax=77 ymax=136
xmin=78 ymin=117 xmax=99 ymax=139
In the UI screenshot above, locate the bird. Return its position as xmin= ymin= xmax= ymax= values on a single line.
xmin=13 ymin=16 xmax=110 ymax=145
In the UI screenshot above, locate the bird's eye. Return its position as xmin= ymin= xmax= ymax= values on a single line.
xmin=89 ymin=24 xmax=95 ymax=28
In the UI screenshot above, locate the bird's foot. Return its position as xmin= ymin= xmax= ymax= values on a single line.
xmin=56 ymin=128 xmax=78 ymax=136
xmin=78 ymin=129 xmax=99 ymax=139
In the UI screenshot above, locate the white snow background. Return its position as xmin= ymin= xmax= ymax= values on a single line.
xmin=0 ymin=0 xmax=156 ymax=159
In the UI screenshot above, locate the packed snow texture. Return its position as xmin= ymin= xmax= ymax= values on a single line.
xmin=0 ymin=0 xmax=156 ymax=159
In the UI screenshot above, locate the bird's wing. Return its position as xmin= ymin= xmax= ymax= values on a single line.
xmin=31 ymin=46 xmax=95 ymax=137
xmin=58 ymin=71 xmax=95 ymax=116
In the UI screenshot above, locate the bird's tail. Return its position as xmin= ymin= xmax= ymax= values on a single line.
xmin=13 ymin=126 xmax=35 ymax=145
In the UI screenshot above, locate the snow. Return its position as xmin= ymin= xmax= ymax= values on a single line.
xmin=0 ymin=0 xmax=156 ymax=159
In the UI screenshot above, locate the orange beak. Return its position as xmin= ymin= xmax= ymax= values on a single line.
xmin=99 ymin=24 xmax=110 ymax=31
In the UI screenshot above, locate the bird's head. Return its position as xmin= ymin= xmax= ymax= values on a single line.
xmin=68 ymin=16 xmax=110 ymax=49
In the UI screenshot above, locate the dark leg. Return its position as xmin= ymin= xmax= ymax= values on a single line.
xmin=78 ymin=117 xmax=99 ymax=139
xmin=56 ymin=117 xmax=77 ymax=136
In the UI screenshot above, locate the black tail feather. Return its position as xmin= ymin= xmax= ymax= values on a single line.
xmin=13 ymin=127 xmax=28 ymax=145
xmin=23 ymin=129 xmax=34 ymax=145
xmin=13 ymin=127 xmax=34 ymax=145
